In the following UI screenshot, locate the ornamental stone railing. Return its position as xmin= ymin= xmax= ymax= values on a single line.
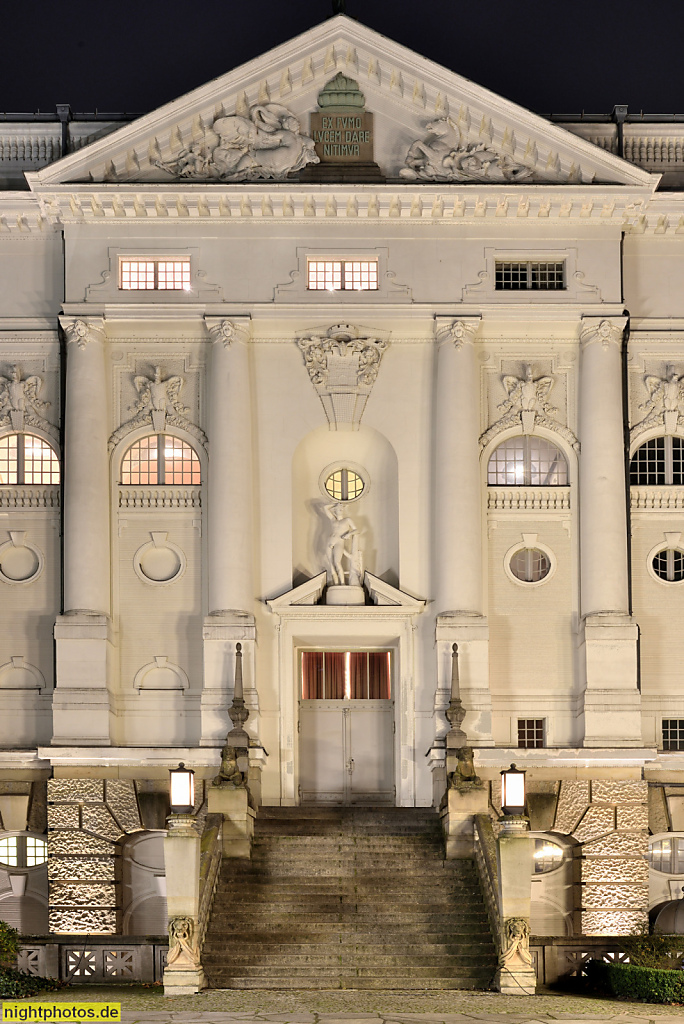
xmin=197 ymin=813 xmax=223 ymax=950
xmin=487 ymin=487 xmax=570 ymax=511
xmin=474 ymin=813 xmax=501 ymax=953
xmin=631 ymin=486 xmax=684 ymax=510
xmin=0 ymin=487 xmax=60 ymax=508
xmin=118 ymin=487 xmax=201 ymax=509
xmin=18 ymin=935 xmax=167 ymax=983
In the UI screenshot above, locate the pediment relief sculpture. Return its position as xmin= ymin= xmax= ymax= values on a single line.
xmin=400 ymin=117 xmax=535 ymax=184
xmin=297 ymin=323 xmax=389 ymax=429
xmin=0 ymin=365 xmax=57 ymax=441
xmin=479 ymin=365 xmax=579 ymax=451
xmin=109 ymin=366 xmax=207 ymax=450
xmin=631 ymin=366 xmax=684 ymax=441
xmin=155 ymin=102 xmax=319 ymax=182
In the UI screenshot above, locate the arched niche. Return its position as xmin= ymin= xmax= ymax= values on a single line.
xmin=292 ymin=424 xmax=399 ymax=588
xmin=120 ymin=830 xmax=167 ymax=936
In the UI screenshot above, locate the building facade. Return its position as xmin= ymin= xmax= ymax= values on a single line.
xmin=1 ymin=14 xmax=684 ymax=965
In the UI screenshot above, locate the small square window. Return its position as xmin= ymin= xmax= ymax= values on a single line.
xmin=518 ymin=719 xmax=545 ymax=748
xmin=495 ymin=261 xmax=565 ymax=291
xmin=663 ymin=719 xmax=684 ymax=750
xmin=307 ymin=259 xmax=378 ymax=291
xmin=119 ymin=259 xmax=191 ymax=291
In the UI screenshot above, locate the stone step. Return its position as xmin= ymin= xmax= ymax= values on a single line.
xmin=205 ymin=932 xmax=495 ymax=947
xmin=202 ymin=952 xmax=495 ymax=967
xmin=210 ymin=897 xmax=484 ymax=913
xmin=207 ymin=914 xmax=490 ymax=929
xmin=203 ymin=941 xmax=496 ymax=956
xmin=204 ymin=975 xmax=493 ymax=991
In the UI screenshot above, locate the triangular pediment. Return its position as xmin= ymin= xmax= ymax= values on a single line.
xmin=267 ymin=571 xmax=424 ymax=614
xmin=28 ymin=17 xmax=655 ymax=190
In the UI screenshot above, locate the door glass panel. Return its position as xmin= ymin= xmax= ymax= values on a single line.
xmin=301 ymin=650 xmax=392 ymax=700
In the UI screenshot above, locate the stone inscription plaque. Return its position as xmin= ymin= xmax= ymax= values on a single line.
xmin=310 ymin=111 xmax=374 ymax=163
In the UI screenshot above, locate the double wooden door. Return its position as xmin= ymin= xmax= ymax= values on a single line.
xmin=299 ymin=700 xmax=395 ymax=804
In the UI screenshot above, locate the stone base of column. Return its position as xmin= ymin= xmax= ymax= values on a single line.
xmin=440 ymin=784 xmax=489 ymax=859
xmin=200 ymin=614 xmax=256 ymax=746
xmin=208 ymin=783 xmax=255 ymax=857
xmin=581 ymin=614 xmax=642 ymax=747
xmin=163 ymin=967 xmax=206 ymax=996
xmin=435 ymin=614 xmax=493 ymax=745
xmin=53 ymin=614 xmax=112 ymax=745
xmin=494 ymin=965 xmax=536 ymax=995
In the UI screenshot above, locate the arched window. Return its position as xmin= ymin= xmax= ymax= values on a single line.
xmin=487 ymin=436 xmax=568 ymax=486
xmin=630 ymin=436 xmax=684 ymax=485
xmin=121 ymin=435 xmax=201 ymax=485
xmin=0 ymin=434 xmax=60 ymax=485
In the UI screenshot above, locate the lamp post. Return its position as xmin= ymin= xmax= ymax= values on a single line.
xmin=163 ymin=762 xmax=204 ymax=995
xmin=494 ymin=762 xmax=535 ymax=994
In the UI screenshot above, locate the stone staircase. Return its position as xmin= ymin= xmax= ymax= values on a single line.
xmin=202 ymin=806 xmax=497 ymax=990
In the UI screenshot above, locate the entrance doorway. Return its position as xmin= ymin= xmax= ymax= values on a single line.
xmin=299 ymin=651 xmax=395 ymax=804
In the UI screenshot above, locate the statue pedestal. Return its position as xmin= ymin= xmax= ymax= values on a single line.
xmin=441 ymin=783 xmax=488 ymax=859
xmin=163 ymin=966 xmax=206 ymax=996
xmin=326 ymin=585 xmax=365 ymax=605
xmin=208 ymin=784 xmax=255 ymax=858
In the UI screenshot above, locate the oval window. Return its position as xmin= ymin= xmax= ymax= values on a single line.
xmin=532 ymin=838 xmax=564 ymax=874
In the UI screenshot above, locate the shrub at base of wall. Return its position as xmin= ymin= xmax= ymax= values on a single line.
xmin=585 ymin=959 xmax=684 ymax=1004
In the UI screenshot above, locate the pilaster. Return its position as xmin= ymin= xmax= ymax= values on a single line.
xmin=578 ymin=317 xmax=641 ymax=746
xmin=53 ymin=317 xmax=112 ymax=745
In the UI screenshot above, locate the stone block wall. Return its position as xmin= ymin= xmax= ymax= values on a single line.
xmin=553 ymin=779 xmax=648 ymax=935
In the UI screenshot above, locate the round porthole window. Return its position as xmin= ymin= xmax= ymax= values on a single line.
xmin=509 ymin=547 xmax=550 ymax=583
xmin=652 ymin=548 xmax=684 ymax=583
xmin=0 ymin=533 xmax=43 ymax=585
xmin=320 ymin=465 xmax=367 ymax=503
xmin=133 ymin=533 xmax=186 ymax=587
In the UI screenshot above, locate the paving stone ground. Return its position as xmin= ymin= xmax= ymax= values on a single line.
xmin=3 ymin=987 xmax=684 ymax=1020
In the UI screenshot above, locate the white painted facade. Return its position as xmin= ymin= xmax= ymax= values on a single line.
xmin=0 ymin=15 xmax=684 ymax=938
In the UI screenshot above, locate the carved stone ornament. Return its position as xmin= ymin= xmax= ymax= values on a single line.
xmin=155 ymin=102 xmax=319 ymax=181
xmin=212 ymin=744 xmax=247 ymax=789
xmin=435 ymin=319 xmax=479 ymax=350
xmin=207 ymin=319 xmax=249 ymax=348
xmin=499 ymin=917 xmax=533 ymax=970
xmin=108 ymin=366 xmax=207 ymax=451
xmin=479 ymin=365 xmax=579 ymax=452
xmin=63 ymin=319 xmax=102 ymax=349
xmin=0 ymin=365 xmax=58 ymax=441
xmin=298 ymin=323 xmax=389 ymax=429
xmin=631 ymin=365 xmax=684 ymax=441
xmin=167 ymin=915 xmax=201 ymax=969
xmin=400 ymin=117 xmax=534 ymax=183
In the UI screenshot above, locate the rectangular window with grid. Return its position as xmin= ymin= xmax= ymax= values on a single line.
xmin=518 ymin=719 xmax=545 ymax=748
xmin=307 ymin=259 xmax=378 ymax=291
xmin=119 ymin=258 xmax=191 ymax=291
xmin=495 ymin=261 xmax=565 ymax=291
xmin=663 ymin=719 xmax=684 ymax=750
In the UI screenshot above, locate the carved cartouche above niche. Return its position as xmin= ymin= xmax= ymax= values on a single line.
xmin=479 ymin=365 xmax=579 ymax=452
xmin=401 ymin=116 xmax=541 ymax=184
xmin=109 ymin=366 xmax=206 ymax=451
xmin=297 ymin=323 xmax=389 ymax=430
xmin=0 ymin=365 xmax=57 ymax=441
xmin=155 ymin=101 xmax=319 ymax=182
xmin=631 ymin=366 xmax=684 ymax=441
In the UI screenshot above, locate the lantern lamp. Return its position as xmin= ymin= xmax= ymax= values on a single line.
xmin=169 ymin=762 xmax=195 ymax=814
xmin=500 ymin=762 xmax=526 ymax=816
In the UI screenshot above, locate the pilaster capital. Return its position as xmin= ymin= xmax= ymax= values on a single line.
xmin=205 ymin=316 xmax=251 ymax=348
xmin=580 ymin=316 xmax=627 ymax=352
xmin=434 ymin=316 xmax=481 ymax=350
xmin=60 ymin=316 xmax=106 ymax=349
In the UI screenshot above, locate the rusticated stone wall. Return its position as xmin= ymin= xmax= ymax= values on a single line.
xmin=553 ymin=779 xmax=648 ymax=935
xmin=47 ymin=777 xmax=207 ymax=935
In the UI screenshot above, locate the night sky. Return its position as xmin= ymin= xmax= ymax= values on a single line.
xmin=2 ymin=0 xmax=683 ymax=119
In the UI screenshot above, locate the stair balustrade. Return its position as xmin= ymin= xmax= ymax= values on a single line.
xmin=474 ymin=813 xmax=501 ymax=954
xmin=197 ymin=813 xmax=224 ymax=952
